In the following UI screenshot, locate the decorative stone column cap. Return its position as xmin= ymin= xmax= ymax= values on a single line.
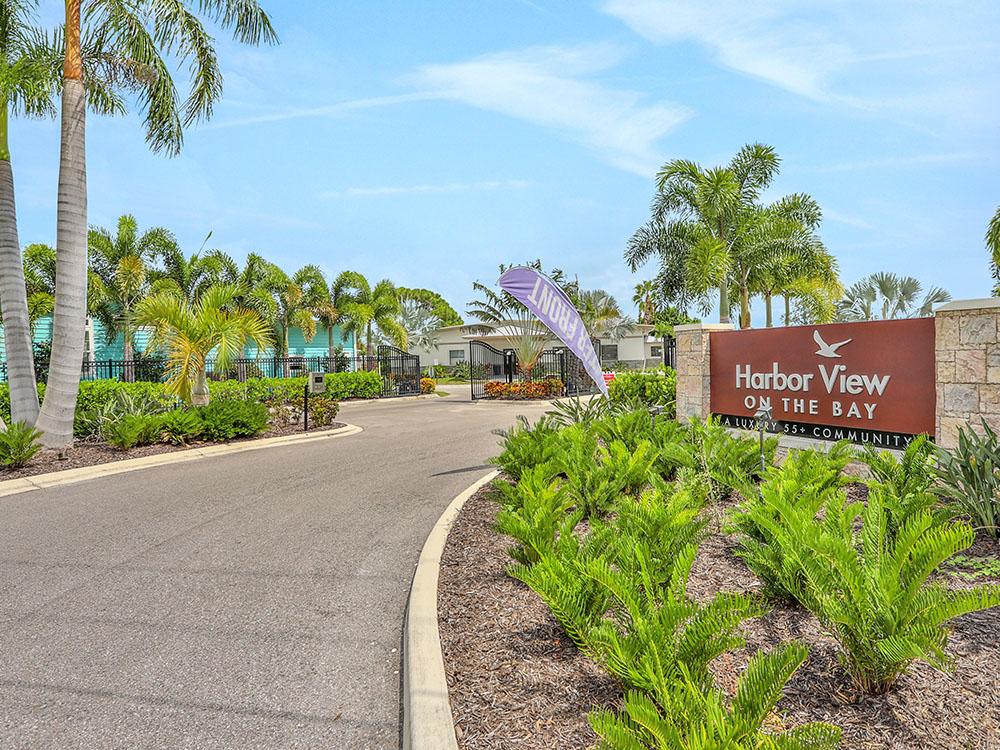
xmin=936 ymin=298 xmax=1000 ymax=313
xmin=674 ymin=322 xmax=736 ymax=332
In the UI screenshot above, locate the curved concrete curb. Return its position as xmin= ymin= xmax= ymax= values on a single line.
xmin=403 ymin=469 xmax=499 ymax=750
xmin=0 ymin=423 xmax=362 ymax=499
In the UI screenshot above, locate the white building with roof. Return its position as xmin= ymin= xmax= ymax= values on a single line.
xmin=409 ymin=322 xmax=671 ymax=371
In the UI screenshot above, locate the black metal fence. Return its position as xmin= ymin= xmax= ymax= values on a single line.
xmin=0 ymin=353 xmax=374 ymax=385
xmin=376 ymin=344 xmax=421 ymax=398
xmin=469 ymin=340 xmax=599 ymax=401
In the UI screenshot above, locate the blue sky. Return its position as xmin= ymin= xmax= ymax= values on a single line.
xmin=13 ymin=0 xmax=1000 ymax=323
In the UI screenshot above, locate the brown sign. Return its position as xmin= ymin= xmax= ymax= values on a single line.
xmin=710 ymin=318 xmax=935 ymax=438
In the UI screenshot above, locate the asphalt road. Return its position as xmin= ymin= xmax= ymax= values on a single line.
xmin=0 ymin=388 xmax=550 ymax=749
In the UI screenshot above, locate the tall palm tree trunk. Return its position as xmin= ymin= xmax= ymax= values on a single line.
xmin=784 ymin=296 xmax=791 ymax=326
xmin=35 ymin=1 xmax=87 ymax=448
xmin=327 ymin=326 xmax=334 ymax=359
xmin=739 ymin=285 xmax=751 ymax=329
xmin=764 ymin=293 xmax=773 ymax=327
xmin=719 ymin=284 xmax=730 ymax=325
xmin=0 ymin=100 xmax=39 ymax=424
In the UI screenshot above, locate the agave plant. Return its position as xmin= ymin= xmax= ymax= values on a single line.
xmin=935 ymin=420 xmax=1000 ymax=538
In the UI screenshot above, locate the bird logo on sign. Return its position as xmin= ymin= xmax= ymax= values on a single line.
xmin=813 ymin=330 xmax=852 ymax=358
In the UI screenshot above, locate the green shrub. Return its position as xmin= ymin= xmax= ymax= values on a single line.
xmin=583 ymin=543 xmax=766 ymax=694
xmin=590 ymin=641 xmax=841 ymax=750
xmin=491 ymin=415 xmax=561 ymax=482
xmin=545 ymin=395 xmax=613 ymax=427
xmin=744 ymin=482 xmax=1000 ymax=692
xmin=664 ymin=417 xmax=777 ymax=499
xmin=0 ymin=421 xmax=43 ymax=468
xmin=160 ymin=409 xmax=204 ymax=445
xmin=727 ymin=453 xmax=856 ymax=602
xmin=607 ymin=369 xmax=676 ymax=412
xmin=935 ymin=419 xmax=1000 ymax=537
xmin=0 ymin=383 xmax=45 ymax=424
xmin=494 ymin=466 xmax=575 ymax=565
xmin=862 ymin=434 xmax=936 ymax=498
xmin=104 ymin=414 xmax=165 ymax=450
xmin=197 ymin=399 xmax=269 ymax=441
xmin=77 ymin=389 xmax=175 ymax=441
xmin=306 ymin=394 xmax=340 ymax=426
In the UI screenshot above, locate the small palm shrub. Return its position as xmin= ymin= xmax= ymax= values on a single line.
xmin=0 ymin=421 xmax=43 ymax=468
xmin=664 ymin=418 xmax=776 ymax=499
xmin=197 ymin=399 xmax=269 ymax=441
xmin=509 ymin=519 xmax=608 ymax=648
xmin=861 ymin=434 xmax=936 ymax=498
xmin=766 ymin=488 xmax=1000 ymax=692
xmin=728 ymin=458 xmax=860 ymax=603
xmin=104 ymin=414 xmax=165 ymax=450
xmin=584 ymin=543 xmax=767 ymax=694
xmin=936 ymin=420 xmax=1000 ymax=537
xmin=159 ymin=409 xmax=204 ymax=445
xmin=491 ymin=415 xmax=561 ymax=482
xmin=589 ymin=642 xmax=841 ymax=750
xmin=494 ymin=467 xmax=575 ymax=565
xmin=546 ymin=395 xmax=613 ymax=427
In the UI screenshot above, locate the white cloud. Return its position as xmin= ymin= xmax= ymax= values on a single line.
xmin=601 ymin=0 xmax=1000 ymax=118
xmin=603 ymin=0 xmax=851 ymax=100
xmin=810 ymin=151 xmax=997 ymax=173
xmin=202 ymin=92 xmax=444 ymax=130
xmin=404 ymin=44 xmax=692 ymax=176
xmin=322 ymin=179 xmax=532 ymax=198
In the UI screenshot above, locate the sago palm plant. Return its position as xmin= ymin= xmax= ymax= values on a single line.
xmin=589 ymin=642 xmax=841 ymax=750
xmin=783 ymin=490 xmax=1000 ymax=693
xmin=136 ymin=284 xmax=272 ymax=405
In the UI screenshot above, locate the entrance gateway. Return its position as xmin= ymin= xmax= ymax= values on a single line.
xmin=709 ymin=318 xmax=935 ymax=446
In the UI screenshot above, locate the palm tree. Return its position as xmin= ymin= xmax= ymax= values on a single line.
xmin=334 ymin=271 xmax=406 ymax=357
xmin=625 ymin=144 xmax=824 ymax=329
xmin=255 ymin=263 xmax=328 ymax=358
xmin=137 ymin=284 xmax=271 ymax=405
xmin=88 ymin=215 xmax=176 ymax=370
xmin=752 ymin=238 xmax=840 ymax=326
xmin=0 ymin=3 xmax=65 ymax=425
xmin=149 ymin=235 xmax=233 ymax=303
xmin=632 ymin=280 xmax=658 ymax=324
xmin=575 ymin=289 xmax=634 ymax=341
xmin=395 ymin=299 xmax=441 ymax=353
xmin=397 ymin=287 xmax=463 ymax=327
xmin=988 ymin=206 xmax=1000 ymax=296
xmin=838 ymin=273 xmax=951 ymax=321
xmin=37 ymin=0 xmax=276 ymax=446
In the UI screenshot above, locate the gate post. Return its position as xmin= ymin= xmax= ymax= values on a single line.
xmin=674 ymin=323 xmax=734 ymax=422
xmin=935 ymin=299 xmax=1000 ymax=449
xmin=503 ymin=350 xmax=515 ymax=384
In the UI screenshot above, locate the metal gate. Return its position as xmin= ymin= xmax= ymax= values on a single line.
xmin=376 ymin=344 xmax=421 ymax=397
xmin=469 ymin=340 xmax=599 ymax=400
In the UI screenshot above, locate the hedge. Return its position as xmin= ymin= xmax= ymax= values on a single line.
xmin=0 ymin=370 xmax=382 ymax=422
xmin=607 ymin=368 xmax=676 ymax=411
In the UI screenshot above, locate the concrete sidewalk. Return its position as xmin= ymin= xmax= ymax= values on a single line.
xmin=0 ymin=394 xmax=550 ymax=749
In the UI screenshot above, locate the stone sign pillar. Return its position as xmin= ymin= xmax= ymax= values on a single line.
xmin=935 ymin=299 xmax=1000 ymax=449
xmin=674 ymin=322 xmax=733 ymax=421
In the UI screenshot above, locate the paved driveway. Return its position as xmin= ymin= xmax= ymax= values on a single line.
xmin=0 ymin=391 xmax=550 ymax=749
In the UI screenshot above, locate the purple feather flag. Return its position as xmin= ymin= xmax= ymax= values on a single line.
xmin=498 ymin=266 xmax=608 ymax=397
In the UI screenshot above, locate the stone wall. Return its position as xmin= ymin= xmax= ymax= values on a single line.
xmin=674 ymin=323 xmax=733 ymax=421
xmin=935 ymin=299 xmax=1000 ymax=449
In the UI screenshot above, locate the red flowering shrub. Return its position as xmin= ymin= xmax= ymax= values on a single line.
xmin=482 ymin=378 xmax=564 ymax=400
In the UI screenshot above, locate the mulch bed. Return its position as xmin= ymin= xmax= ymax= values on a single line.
xmin=0 ymin=421 xmax=346 ymax=482
xmin=438 ymin=482 xmax=1000 ymax=750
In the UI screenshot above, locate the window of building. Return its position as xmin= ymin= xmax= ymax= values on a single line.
xmin=600 ymin=344 xmax=618 ymax=361
xmin=449 ymin=349 xmax=466 ymax=364
xmin=650 ymin=345 xmax=662 ymax=358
